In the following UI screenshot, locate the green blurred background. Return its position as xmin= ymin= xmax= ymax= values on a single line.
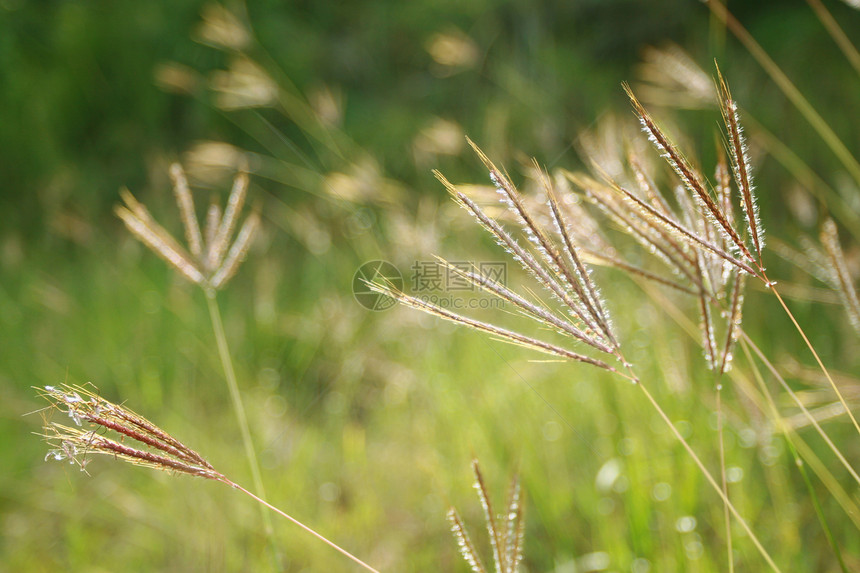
xmin=2 ymin=1 xmax=860 ymax=571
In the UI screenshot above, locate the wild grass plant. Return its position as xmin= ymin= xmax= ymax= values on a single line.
xmin=36 ymin=383 xmax=379 ymax=572
xmin=372 ymin=69 xmax=860 ymax=571
xmin=14 ymin=1 xmax=860 ymax=571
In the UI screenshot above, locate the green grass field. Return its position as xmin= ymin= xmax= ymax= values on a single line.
xmin=2 ymin=2 xmax=860 ymax=571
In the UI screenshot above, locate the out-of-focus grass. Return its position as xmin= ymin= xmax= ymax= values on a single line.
xmin=3 ymin=1 xmax=860 ymax=571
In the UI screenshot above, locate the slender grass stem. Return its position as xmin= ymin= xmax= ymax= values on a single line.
xmin=740 ymin=331 xmax=860 ymax=487
xmin=764 ymin=280 xmax=860 ymax=438
xmin=716 ymin=386 xmax=734 ymax=573
xmin=635 ymin=380 xmax=781 ymax=572
xmin=804 ymin=0 xmax=860 ymax=79
xmin=644 ymin=273 xmax=860 ymax=482
xmin=641 ymin=277 xmax=860 ymax=535
xmin=738 ymin=341 xmax=849 ymax=572
xmin=205 ymin=290 xmax=276 ymax=553
xmin=707 ymin=0 xmax=860 ymax=188
xmin=786 ymin=428 xmax=860 ymax=531
xmin=225 ymin=480 xmax=381 ymax=573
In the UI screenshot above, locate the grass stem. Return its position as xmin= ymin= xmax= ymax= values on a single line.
xmin=636 ymin=380 xmax=781 ymax=572
xmin=765 ymin=281 xmax=860 ymax=438
xmin=716 ymin=387 xmax=734 ymax=573
xmin=740 ymin=330 xmax=860 ymax=486
xmin=708 ymin=0 xmax=860 ymax=189
xmin=205 ymin=289 xmax=277 ymax=560
xmin=739 ymin=340 xmax=849 ymax=571
xmin=226 ymin=480 xmax=381 ymax=573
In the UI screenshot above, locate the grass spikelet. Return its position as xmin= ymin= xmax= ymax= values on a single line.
xmin=204 ymin=197 xmax=222 ymax=268
xmin=718 ymin=273 xmax=746 ymax=374
xmin=541 ymin=165 xmax=617 ymax=346
xmin=502 ymin=472 xmax=525 ymax=572
xmin=210 ymin=208 xmax=261 ymax=289
xmin=447 ymin=509 xmax=488 ymax=573
xmin=367 ymin=281 xmax=616 ymax=371
xmin=625 ymin=83 xmax=756 ymax=265
xmin=716 ymin=66 xmax=764 ymax=262
xmin=447 ymin=461 xmax=526 ymax=573
xmin=169 ymin=163 xmax=205 ymax=259
xmin=820 ymin=218 xmax=860 ymax=332
xmin=114 ymin=195 xmax=207 ymax=286
xmin=471 ymin=461 xmax=503 ymax=572
xmin=209 ymin=169 xmax=249 ymax=270
xmin=37 ymin=384 xmax=381 ymax=573
xmin=698 ymin=292 xmax=717 ymax=370
xmin=117 ymin=163 xmax=260 ymax=291
xmin=40 ymin=384 xmax=223 ymax=479
xmin=715 ymin=152 xmax=735 ymax=231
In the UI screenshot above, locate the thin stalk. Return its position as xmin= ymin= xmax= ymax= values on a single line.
xmin=805 ymin=0 xmax=860 ymax=78
xmin=226 ymin=480 xmax=381 ymax=573
xmin=740 ymin=330 xmax=860 ymax=487
xmin=641 ymin=277 xmax=860 ymax=528
xmin=635 ymin=380 xmax=781 ymax=572
xmin=788 ymin=427 xmax=860 ymax=531
xmin=716 ymin=386 xmax=734 ymax=573
xmin=789 ymin=439 xmax=848 ymax=573
xmin=205 ymin=290 xmax=276 ymax=552
xmin=739 ymin=340 xmax=849 ymax=571
xmin=764 ymin=279 xmax=860 ymax=437
xmin=707 ymin=0 xmax=860 ymax=188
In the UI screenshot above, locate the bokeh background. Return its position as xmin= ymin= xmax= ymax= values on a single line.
xmin=2 ymin=1 xmax=860 ymax=571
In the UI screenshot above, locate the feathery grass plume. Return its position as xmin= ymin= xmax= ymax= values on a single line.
xmin=367 ymin=280 xmax=615 ymax=371
xmin=37 ymin=384 xmax=381 ymax=573
xmin=447 ymin=460 xmax=524 ymax=573
xmin=625 ymin=84 xmax=758 ymax=269
xmin=635 ymin=43 xmax=715 ymax=109
xmin=389 ymin=140 xmax=782 ymax=569
xmin=115 ymin=163 xmax=259 ymax=292
xmin=820 ymin=218 xmax=860 ymax=333
xmin=627 ymin=69 xmax=860 ymax=439
xmin=717 ymin=273 xmax=746 ymax=375
xmin=433 ymin=170 xmax=616 ymax=354
xmin=116 ymin=162 xmax=272 ymax=555
xmin=40 ymin=384 xmax=223 ymax=479
xmin=716 ymin=66 xmax=764 ymax=264
xmin=461 ymin=141 xmax=617 ymax=348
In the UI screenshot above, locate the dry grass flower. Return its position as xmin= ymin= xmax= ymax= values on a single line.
xmin=115 ymin=162 xmax=273 ymax=556
xmin=375 ymin=72 xmax=803 ymax=571
xmin=115 ymin=162 xmax=259 ymax=291
xmin=447 ymin=460 xmax=524 ymax=573
xmin=38 ymin=384 xmax=380 ymax=573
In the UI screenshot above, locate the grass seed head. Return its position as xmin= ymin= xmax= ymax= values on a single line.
xmin=117 ymin=163 xmax=259 ymax=291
